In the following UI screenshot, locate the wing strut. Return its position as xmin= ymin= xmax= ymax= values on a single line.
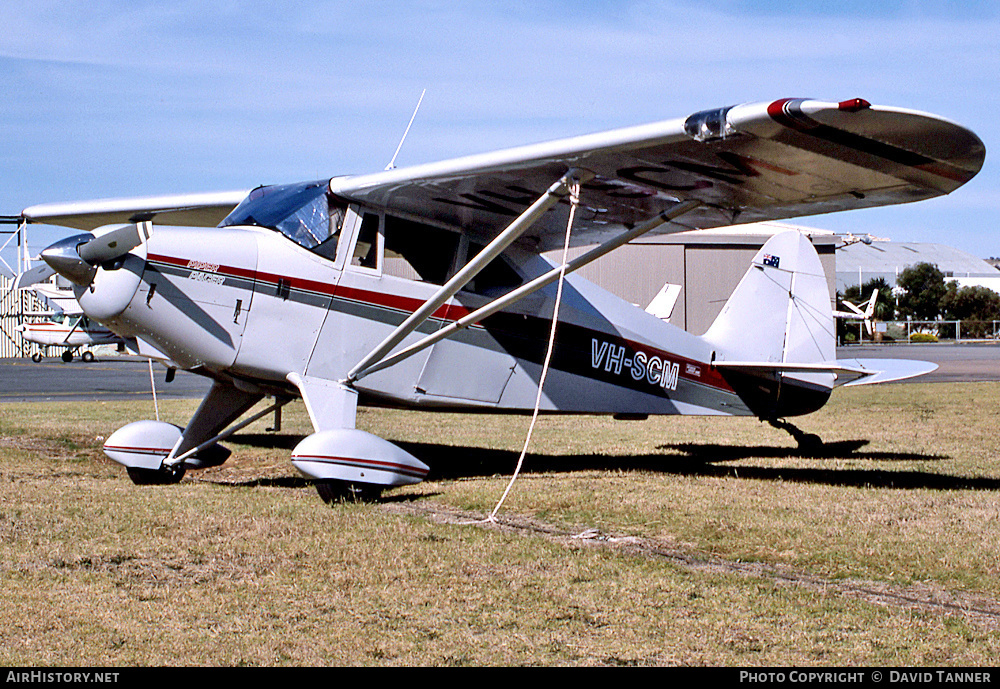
xmin=345 ymin=168 xmax=594 ymax=384
xmin=350 ymin=198 xmax=702 ymax=383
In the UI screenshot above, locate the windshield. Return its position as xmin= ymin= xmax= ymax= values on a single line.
xmin=220 ymin=180 xmax=343 ymax=253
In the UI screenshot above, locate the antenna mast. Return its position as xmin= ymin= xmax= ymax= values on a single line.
xmin=386 ymin=89 xmax=426 ymax=171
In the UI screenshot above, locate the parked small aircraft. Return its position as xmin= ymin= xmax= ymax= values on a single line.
xmin=16 ymin=98 xmax=984 ymax=501
xmin=835 ymin=289 xmax=879 ymax=338
xmin=16 ymin=278 xmax=123 ymax=361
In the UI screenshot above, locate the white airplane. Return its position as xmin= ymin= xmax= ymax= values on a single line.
xmin=15 ymin=278 xmax=123 ymax=361
xmin=835 ymin=289 xmax=879 ymax=338
xmin=16 ymin=97 xmax=984 ymax=501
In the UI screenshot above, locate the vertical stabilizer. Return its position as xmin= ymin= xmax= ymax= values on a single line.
xmin=702 ymin=231 xmax=835 ymax=417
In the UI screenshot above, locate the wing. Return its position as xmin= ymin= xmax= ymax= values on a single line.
xmin=330 ymin=98 xmax=984 ymax=250
xmin=29 ymin=283 xmax=84 ymax=316
xmin=21 ymin=190 xmax=250 ymax=231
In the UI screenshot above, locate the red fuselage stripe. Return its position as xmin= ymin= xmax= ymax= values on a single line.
xmin=145 ymin=253 xmax=733 ymax=394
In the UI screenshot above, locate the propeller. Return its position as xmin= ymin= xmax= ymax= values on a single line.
xmin=39 ymin=222 xmax=151 ymax=287
xmin=78 ymin=222 xmax=151 ymax=264
xmin=12 ymin=263 xmax=56 ymax=291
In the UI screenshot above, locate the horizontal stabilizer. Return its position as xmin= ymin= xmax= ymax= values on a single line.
xmin=714 ymin=357 xmax=936 ymax=387
xmin=836 ymin=358 xmax=938 ymax=387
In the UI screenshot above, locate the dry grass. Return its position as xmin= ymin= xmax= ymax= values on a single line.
xmin=1 ymin=382 xmax=999 ymax=665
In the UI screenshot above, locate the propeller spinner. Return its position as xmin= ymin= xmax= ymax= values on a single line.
xmin=40 ymin=222 xmax=151 ymax=287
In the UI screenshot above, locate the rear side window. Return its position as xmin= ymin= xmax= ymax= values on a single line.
xmin=383 ymin=215 xmax=459 ymax=285
xmin=465 ymin=242 xmax=525 ymax=296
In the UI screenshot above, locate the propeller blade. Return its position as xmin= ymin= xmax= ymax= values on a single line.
xmin=40 ymin=222 xmax=151 ymax=287
xmin=77 ymin=222 xmax=151 ymax=264
xmin=13 ymin=263 xmax=55 ymax=291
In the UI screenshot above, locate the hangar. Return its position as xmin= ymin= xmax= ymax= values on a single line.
xmin=550 ymin=222 xmax=839 ymax=335
xmin=835 ymin=239 xmax=1000 ymax=292
xmin=552 ymin=223 xmax=1000 ymax=336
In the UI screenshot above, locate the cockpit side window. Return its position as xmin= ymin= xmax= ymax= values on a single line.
xmin=383 ymin=215 xmax=459 ymax=285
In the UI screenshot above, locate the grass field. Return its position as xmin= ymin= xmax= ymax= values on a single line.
xmin=1 ymin=382 xmax=999 ymax=665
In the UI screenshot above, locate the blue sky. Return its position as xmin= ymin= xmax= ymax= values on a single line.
xmin=2 ymin=0 xmax=998 ymax=270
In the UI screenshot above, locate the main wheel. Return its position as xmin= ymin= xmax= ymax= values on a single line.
xmin=315 ymin=480 xmax=383 ymax=504
xmin=126 ymin=464 xmax=186 ymax=485
xmin=31 ymin=353 xmax=42 ymax=363
xmin=61 ymin=350 xmax=73 ymax=363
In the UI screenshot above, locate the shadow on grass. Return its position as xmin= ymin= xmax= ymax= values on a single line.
xmin=224 ymin=434 xmax=999 ymax=493
xmin=394 ymin=440 xmax=1000 ymax=493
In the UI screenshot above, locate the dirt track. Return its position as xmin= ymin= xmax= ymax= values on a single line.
xmin=386 ymin=500 xmax=1000 ymax=633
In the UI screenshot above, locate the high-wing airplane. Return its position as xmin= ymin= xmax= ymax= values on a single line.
xmin=835 ymin=289 xmax=879 ymax=339
xmin=16 ymin=98 xmax=984 ymax=502
xmin=15 ymin=278 xmax=124 ymax=361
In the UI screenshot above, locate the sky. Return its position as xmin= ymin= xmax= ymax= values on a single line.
xmin=1 ymin=0 xmax=998 ymax=273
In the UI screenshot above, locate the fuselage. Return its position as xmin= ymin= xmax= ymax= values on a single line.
xmin=18 ymin=316 xmax=118 ymax=347
xmin=80 ymin=221 xmax=756 ymax=418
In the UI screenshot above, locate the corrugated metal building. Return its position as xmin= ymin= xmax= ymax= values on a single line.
xmin=550 ymin=222 xmax=838 ymax=335
xmin=0 ymin=275 xmax=46 ymax=358
xmin=834 ymin=241 xmax=1000 ymax=292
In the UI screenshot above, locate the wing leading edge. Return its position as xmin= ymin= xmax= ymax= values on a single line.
xmin=21 ymin=190 xmax=250 ymax=231
xmin=331 ymin=98 xmax=985 ymax=250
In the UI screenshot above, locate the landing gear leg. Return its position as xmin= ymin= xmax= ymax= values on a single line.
xmin=767 ymin=418 xmax=823 ymax=451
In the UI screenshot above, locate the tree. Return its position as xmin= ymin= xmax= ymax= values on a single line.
xmin=939 ymin=283 xmax=1000 ymax=337
xmin=896 ymin=262 xmax=947 ymax=320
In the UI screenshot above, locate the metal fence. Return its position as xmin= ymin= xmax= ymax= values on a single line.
xmin=843 ymin=319 xmax=1000 ymax=344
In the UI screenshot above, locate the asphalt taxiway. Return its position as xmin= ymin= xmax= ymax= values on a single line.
xmin=0 ymin=356 xmax=212 ymax=402
xmin=839 ymin=342 xmax=1000 ymax=383
xmin=1 ymin=343 xmax=1000 ymax=402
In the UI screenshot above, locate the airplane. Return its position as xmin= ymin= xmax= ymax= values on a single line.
xmin=15 ymin=278 xmax=124 ymax=362
xmin=15 ymin=97 xmax=984 ymax=502
xmin=835 ymin=289 xmax=879 ymax=339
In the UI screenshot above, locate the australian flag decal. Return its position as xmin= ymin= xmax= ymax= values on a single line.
xmin=762 ymin=254 xmax=780 ymax=268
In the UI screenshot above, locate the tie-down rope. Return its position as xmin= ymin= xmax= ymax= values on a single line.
xmin=487 ymin=178 xmax=580 ymax=521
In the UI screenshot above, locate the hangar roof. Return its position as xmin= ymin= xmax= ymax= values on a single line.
xmin=836 ymin=241 xmax=998 ymax=290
